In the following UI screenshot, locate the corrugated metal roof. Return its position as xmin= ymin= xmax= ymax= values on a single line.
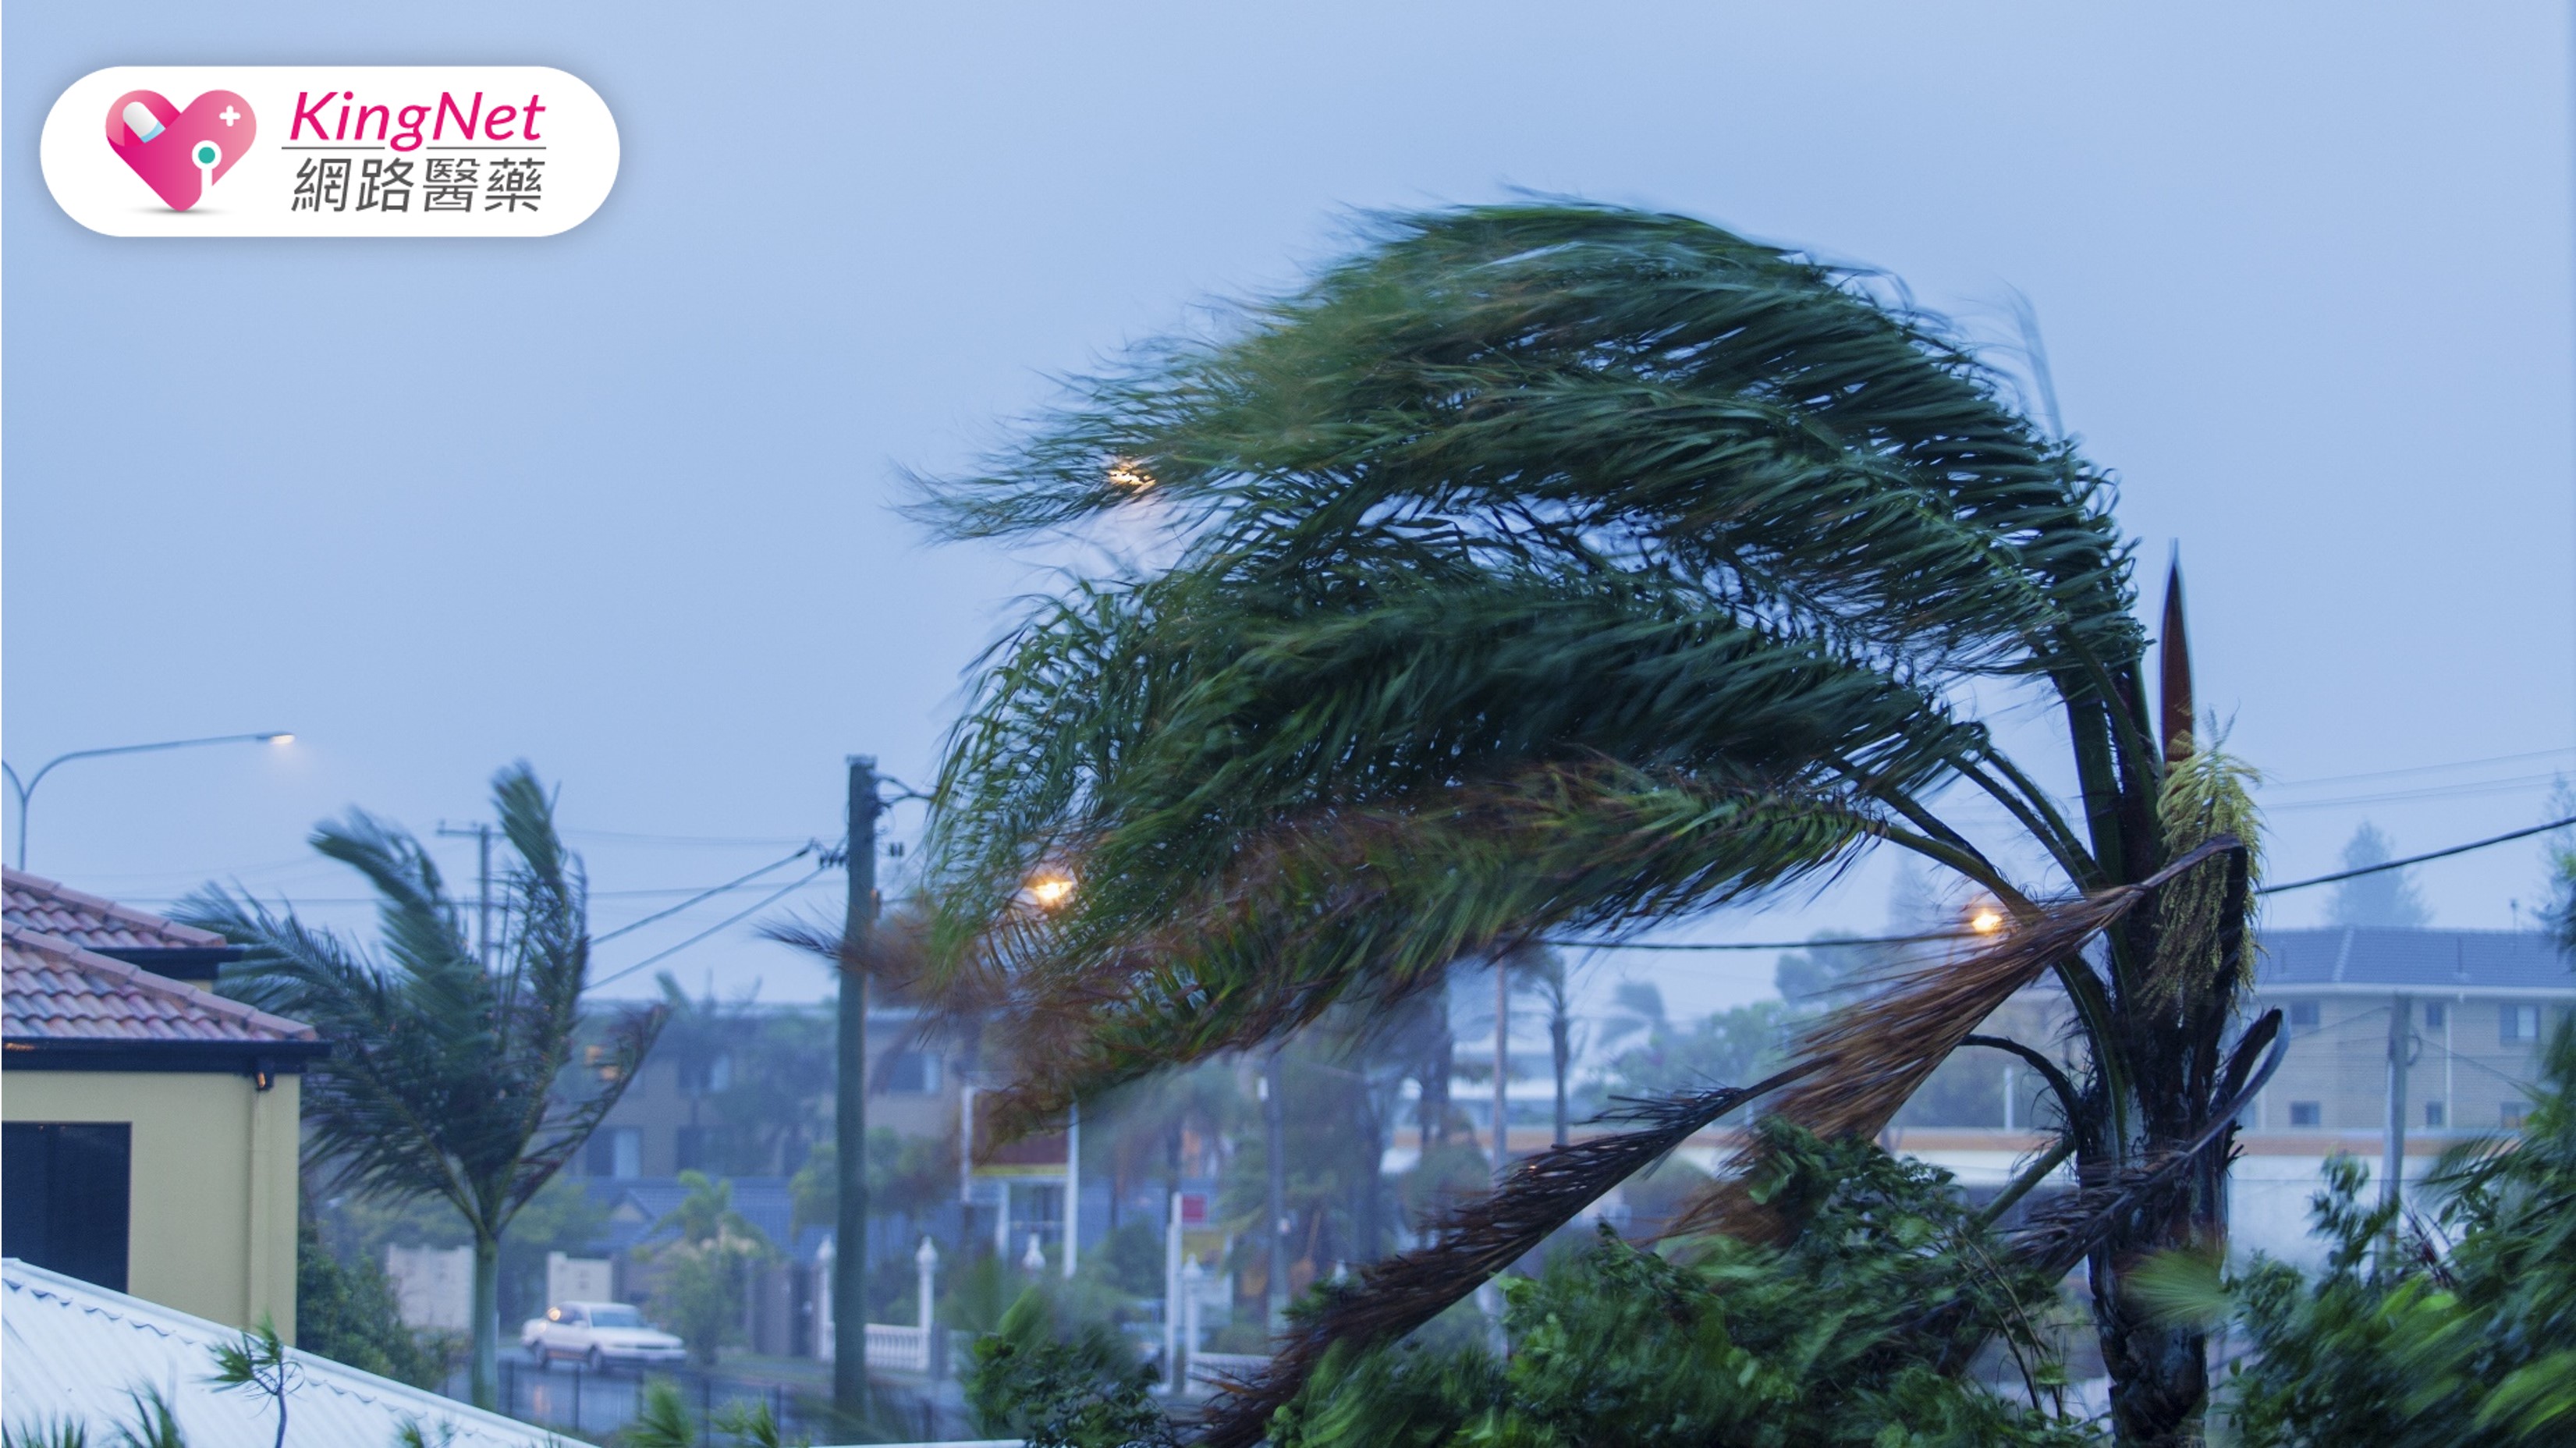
xmin=1 ymin=868 xmax=225 ymax=953
xmin=2256 ymin=927 xmax=2574 ymax=992
xmin=2 ymin=1258 xmax=555 ymax=1448
xmin=2 ymin=924 xmax=315 ymax=1044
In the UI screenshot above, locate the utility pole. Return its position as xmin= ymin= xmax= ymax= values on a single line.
xmin=2383 ymin=994 xmax=2412 ymax=1218
xmin=834 ymin=758 xmax=880 ymax=1425
xmin=1063 ymin=1098 xmax=1080 ymax=1279
xmin=1493 ymin=962 xmax=1511 ymax=1187
xmin=435 ymin=822 xmax=496 ymax=967
xmin=1263 ymin=1052 xmax=1286 ymax=1328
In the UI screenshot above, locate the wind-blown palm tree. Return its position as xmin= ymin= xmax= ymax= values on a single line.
xmin=184 ymin=764 xmax=661 ymax=1409
xmin=913 ymin=204 xmax=2271 ymax=1446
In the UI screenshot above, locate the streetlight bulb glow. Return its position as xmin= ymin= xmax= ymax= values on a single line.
xmin=1106 ymin=459 xmax=1153 ymax=492
xmin=1028 ymin=873 xmax=1076 ymax=909
xmin=1968 ymin=908 xmax=2004 ymax=935
xmin=264 ymin=733 xmax=295 ymax=745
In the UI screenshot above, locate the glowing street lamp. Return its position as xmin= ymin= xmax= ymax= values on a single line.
xmin=3 ymin=731 xmax=294 ymax=871
xmin=1027 ymin=871 xmax=1077 ymax=910
xmin=1967 ymin=904 xmax=2005 ymax=935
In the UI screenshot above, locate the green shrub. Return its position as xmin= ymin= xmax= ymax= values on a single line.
xmin=2224 ymin=1020 xmax=2576 ymax=1446
xmin=1271 ymin=1127 xmax=2096 ymax=1448
xmin=296 ymin=1218 xmax=448 ymax=1386
xmin=963 ymin=1285 xmax=1166 ymax=1448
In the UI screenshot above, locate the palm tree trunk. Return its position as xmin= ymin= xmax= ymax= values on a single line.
xmin=470 ymin=1229 xmax=502 ymax=1409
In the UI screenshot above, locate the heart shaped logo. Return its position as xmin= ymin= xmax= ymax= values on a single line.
xmin=105 ymin=89 xmax=254 ymax=211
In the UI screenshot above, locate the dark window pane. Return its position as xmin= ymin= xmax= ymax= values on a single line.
xmin=882 ymin=1051 xmax=940 ymax=1095
xmin=2288 ymin=1102 xmax=2322 ymax=1127
xmin=3 ymin=1123 xmax=132 ymax=1293
xmin=676 ymin=1126 xmax=731 ymax=1173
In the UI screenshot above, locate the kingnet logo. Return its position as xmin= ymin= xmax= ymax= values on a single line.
xmin=44 ymin=67 xmax=617 ymax=237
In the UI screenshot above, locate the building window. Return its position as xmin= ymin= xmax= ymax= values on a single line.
xmin=2288 ymin=1101 xmax=2322 ymax=1127
xmin=2423 ymin=1002 xmax=2446 ymax=1030
xmin=882 ymin=1051 xmax=941 ymax=1095
xmin=2288 ymin=1001 xmax=2320 ymax=1031
xmin=676 ymin=1125 xmax=732 ymax=1173
xmin=586 ymin=1127 xmax=642 ymax=1180
xmin=2424 ymin=1100 xmax=2445 ymax=1128
xmin=679 ymin=1051 xmax=734 ymax=1096
xmin=2 ymin=1123 xmax=132 ymax=1293
xmin=2503 ymin=1101 xmax=2532 ymax=1129
xmin=2503 ymin=1005 xmax=2541 ymax=1045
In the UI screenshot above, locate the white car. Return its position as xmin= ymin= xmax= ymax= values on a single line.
xmin=520 ymin=1301 xmax=687 ymax=1369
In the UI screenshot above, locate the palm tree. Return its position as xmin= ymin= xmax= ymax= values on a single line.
xmin=1517 ymin=951 xmax=1577 ymax=1148
xmin=912 ymin=204 xmax=2271 ymax=1446
xmin=183 ymin=763 xmax=661 ymax=1409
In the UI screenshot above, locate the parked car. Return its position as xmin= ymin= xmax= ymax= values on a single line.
xmin=520 ymin=1301 xmax=687 ymax=1368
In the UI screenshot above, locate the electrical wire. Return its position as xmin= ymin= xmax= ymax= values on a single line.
xmin=591 ymin=842 xmax=824 ymax=945
xmin=1543 ymin=816 xmax=2576 ymax=953
xmin=585 ymin=863 xmax=835 ymax=992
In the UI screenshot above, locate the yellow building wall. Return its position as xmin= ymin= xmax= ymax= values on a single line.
xmin=3 ymin=1070 xmax=300 ymax=1342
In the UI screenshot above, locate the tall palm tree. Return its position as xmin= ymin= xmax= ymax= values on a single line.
xmin=912 ymin=204 xmax=2271 ymax=1446
xmin=183 ymin=764 xmax=661 ymax=1409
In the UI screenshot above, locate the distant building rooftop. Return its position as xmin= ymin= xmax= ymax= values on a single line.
xmin=2 ymin=868 xmax=240 ymax=979
xmin=2255 ymin=926 xmax=2573 ymax=996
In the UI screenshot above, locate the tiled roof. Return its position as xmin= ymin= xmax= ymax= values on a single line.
xmin=2 ymin=923 xmax=314 ymax=1045
xmin=1 ymin=867 xmax=225 ymax=953
xmin=2255 ymin=927 xmax=2575 ymax=993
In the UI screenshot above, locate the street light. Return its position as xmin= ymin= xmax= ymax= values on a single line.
xmin=2 ymin=732 xmax=294 ymax=871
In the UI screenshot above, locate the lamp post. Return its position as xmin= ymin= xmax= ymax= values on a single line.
xmin=3 ymin=732 xmax=293 ymax=871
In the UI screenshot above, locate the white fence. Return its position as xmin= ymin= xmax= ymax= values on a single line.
xmin=865 ymin=1322 xmax=934 ymax=1375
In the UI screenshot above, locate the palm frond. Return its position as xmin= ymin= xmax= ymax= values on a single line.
xmin=1676 ymin=835 xmax=2244 ymax=1241
xmin=2007 ymin=1015 xmax=2286 ymax=1278
xmin=967 ymin=763 xmax=1881 ymax=1134
xmin=917 ymin=204 xmax=2138 ymax=680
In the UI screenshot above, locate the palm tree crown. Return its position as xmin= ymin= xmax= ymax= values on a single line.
xmin=183 ymin=762 xmax=661 ymax=1408
xmin=916 ymin=204 xmax=2266 ymax=1446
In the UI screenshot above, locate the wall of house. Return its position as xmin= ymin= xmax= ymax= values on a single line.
xmin=2254 ymin=992 xmax=2567 ymax=1134
xmin=2 ymin=1070 xmax=300 ymax=1341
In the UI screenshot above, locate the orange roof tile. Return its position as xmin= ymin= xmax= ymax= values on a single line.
xmin=2 ymin=923 xmax=315 ymax=1045
xmin=1 ymin=868 xmax=226 ymax=953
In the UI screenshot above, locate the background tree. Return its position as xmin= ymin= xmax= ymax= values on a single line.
xmin=183 ymin=763 xmax=661 ymax=1408
xmin=913 ymin=204 xmax=2273 ymax=1445
xmin=650 ymin=1169 xmax=771 ymax=1368
xmin=2326 ymin=822 xmax=2430 ymax=928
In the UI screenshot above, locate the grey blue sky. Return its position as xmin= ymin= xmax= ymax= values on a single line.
xmin=7 ymin=3 xmax=2572 ymax=1020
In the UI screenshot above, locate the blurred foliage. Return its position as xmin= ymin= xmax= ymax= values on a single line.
xmin=295 ymin=1217 xmax=449 ymax=1386
xmin=940 ymin=1251 xmax=1017 ymax=1339
xmin=787 ymin=1127 xmax=956 ymax=1239
xmin=1268 ymin=1127 xmax=2095 ymax=1448
xmin=2223 ymin=1019 xmax=2576 ymax=1446
xmin=1086 ymin=1219 xmax=1168 ymax=1300
xmin=964 ymin=1286 xmax=1168 ymax=1448
xmin=644 ymin=1171 xmax=769 ymax=1367
xmin=651 ymin=977 xmax=836 ymax=1178
xmin=623 ymin=1378 xmax=701 ymax=1448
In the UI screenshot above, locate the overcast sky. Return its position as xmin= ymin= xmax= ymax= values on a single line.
xmin=8 ymin=3 xmax=2572 ymax=1023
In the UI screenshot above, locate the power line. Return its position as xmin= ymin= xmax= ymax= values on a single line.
xmin=591 ymin=841 xmax=823 ymax=945
xmin=586 ymin=863 xmax=834 ymax=992
xmin=2261 ymin=747 xmax=2576 ymax=790
xmin=2253 ymin=816 xmax=2576 ymax=895
xmin=1545 ymin=816 xmax=2576 ymax=953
